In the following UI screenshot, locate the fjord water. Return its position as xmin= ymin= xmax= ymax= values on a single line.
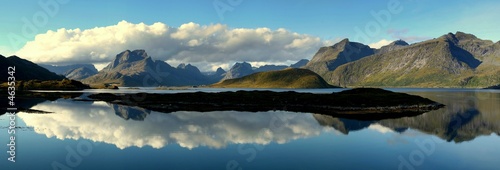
xmin=1 ymin=89 xmax=499 ymax=169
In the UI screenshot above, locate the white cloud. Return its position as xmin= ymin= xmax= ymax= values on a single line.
xmin=369 ymin=39 xmax=393 ymax=49
xmin=93 ymin=62 xmax=110 ymax=71
xmin=368 ymin=124 xmax=395 ymax=134
xmin=19 ymin=100 xmax=323 ymax=150
xmin=15 ymin=20 xmax=323 ymax=71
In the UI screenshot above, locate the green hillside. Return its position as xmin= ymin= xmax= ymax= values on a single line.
xmin=306 ymin=32 xmax=500 ymax=88
xmin=212 ymin=68 xmax=336 ymax=88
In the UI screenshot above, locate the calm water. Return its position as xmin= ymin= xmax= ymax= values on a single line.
xmin=1 ymin=89 xmax=499 ymax=170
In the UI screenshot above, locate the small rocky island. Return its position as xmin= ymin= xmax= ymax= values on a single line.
xmin=88 ymin=88 xmax=444 ymax=120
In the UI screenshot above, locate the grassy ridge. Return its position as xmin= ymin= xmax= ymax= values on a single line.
xmin=212 ymin=68 xmax=336 ymax=89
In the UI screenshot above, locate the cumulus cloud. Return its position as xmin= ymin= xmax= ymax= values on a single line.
xmin=368 ymin=124 xmax=395 ymax=134
xmin=16 ymin=21 xmax=323 ymax=71
xmin=0 ymin=45 xmax=15 ymax=56
xmin=369 ymin=39 xmax=393 ymax=49
xmin=19 ymin=100 xmax=323 ymax=149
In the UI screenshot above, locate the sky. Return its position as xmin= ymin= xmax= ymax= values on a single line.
xmin=1 ymin=0 xmax=499 ymax=71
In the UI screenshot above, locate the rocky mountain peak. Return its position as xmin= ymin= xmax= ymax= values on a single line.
xmin=291 ymin=59 xmax=309 ymax=68
xmin=177 ymin=63 xmax=201 ymax=73
xmin=221 ymin=62 xmax=254 ymax=80
xmin=215 ymin=67 xmax=226 ymax=75
xmin=117 ymin=49 xmax=148 ymax=63
xmin=376 ymin=40 xmax=410 ymax=54
xmin=455 ymin=31 xmax=478 ymax=40
xmin=332 ymin=38 xmax=350 ymax=49
xmin=105 ymin=49 xmax=149 ymax=70
xmin=441 ymin=32 xmax=459 ymax=43
xmin=440 ymin=32 xmax=479 ymax=44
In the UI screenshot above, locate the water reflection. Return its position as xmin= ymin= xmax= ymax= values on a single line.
xmin=112 ymin=104 xmax=150 ymax=121
xmin=18 ymin=100 xmax=325 ymax=149
xmin=315 ymin=90 xmax=500 ymax=143
xmin=15 ymin=90 xmax=500 ymax=150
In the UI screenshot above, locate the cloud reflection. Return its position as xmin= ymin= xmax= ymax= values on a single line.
xmin=18 ymin=100 xmax=324 ymax=149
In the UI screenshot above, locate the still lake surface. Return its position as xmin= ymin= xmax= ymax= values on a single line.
xmin=1 ymin=88 xmax=499 ymax=170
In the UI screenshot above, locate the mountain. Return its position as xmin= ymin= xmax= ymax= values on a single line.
xmin=82 ymin=50 xmax=215 ymax=87
xmin=212 ymin=68 xmax=335 ymax=88
xmin=253 ymin=65 xmax=288 ymax=72
xmin=176 ymin=63 xmax=208 ymax=82
xmin=40 ymin=64 xmax=98 ymax=75
xmin=112 ymin=104 xmax=151 ymax=121
xmin=63 ymin=67 xmax=99 ymax=80
xmin=304 ymin=38 xmax=374 ymax=76
xmin=221 ymin=62 xmax=254 ymax=81
xmin=221 ymin=59 xmax=311 ymax=81
xmin=40 ymin=63 xmax=98 ymax=80
xmin=205 ymin=67 xmax=227 ymax=83
xmin=0 ymin=55 xmax=65 ymax=82
xmin=291 ymin=59 xmax=309 ymax=68
xmin=305 ymin=32 xmax=500 ymax=88
xmin=375 ymin=40 xmax=409 ymax=54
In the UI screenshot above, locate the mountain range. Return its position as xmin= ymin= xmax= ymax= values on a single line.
xmin=41 ymin=64 xmax=98 ymax=80
xmin=305 ymin=32 xmax=500 ymax=88
xmin=81 ymin=49 xmax=309 ymax=87
xmin=221 ymin=59 xmax=309 ymax=81
xmin=2 ymin=31 xmax=498 ymax=88
xmin=82 ymin=50 xmax=226 ymax=86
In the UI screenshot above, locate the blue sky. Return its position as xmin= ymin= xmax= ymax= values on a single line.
xmin=1 ymin=0 xmax=499 ymax=70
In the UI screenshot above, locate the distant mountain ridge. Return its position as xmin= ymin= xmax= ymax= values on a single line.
xmin=305 ymin=32 xmax=500 ymax=88
xmin=82 ymin=50 xmax=225 ymax=87
xmin=41 ymin=64 xmax=98 ymax=80
xmin=41 ymin=64 xmax=97 ymax=75
xmin=64 ymin=67 xmax=98 ymax=80
xmin=221 ymin=59 xmax=310 ymax=81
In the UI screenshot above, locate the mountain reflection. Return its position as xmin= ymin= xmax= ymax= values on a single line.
xmin=18 ymin=100 xmax=324 ymax=149
xmin=314 ymin=91 xmax=500 ymax=143
xmin=112 ymin=104 xmax=150 ymax=121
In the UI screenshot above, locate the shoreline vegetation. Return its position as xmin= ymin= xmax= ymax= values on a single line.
xmin=0 ymin=79 xmax=90 ymax=90
xmin=85 ymin=88 xmax=444 ymax=120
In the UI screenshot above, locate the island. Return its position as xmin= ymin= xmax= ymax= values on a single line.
xmin=211 ymin=68 xmax=337 ymax=89
xmin=87 ymin=88 xmax=444 ymax=120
